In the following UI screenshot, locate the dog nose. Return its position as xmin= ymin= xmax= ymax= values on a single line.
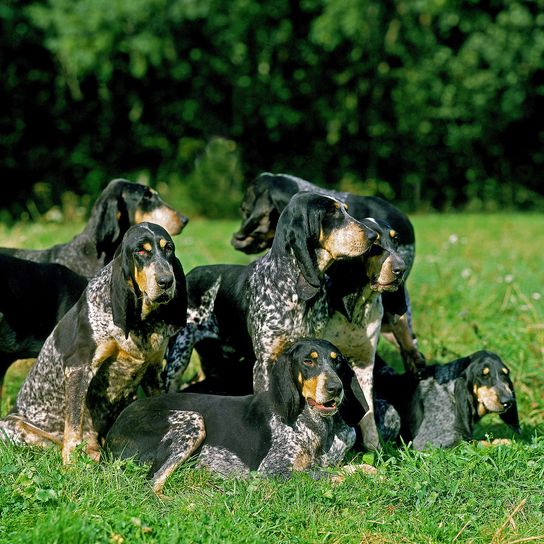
xmin=326 ymin=380 xmax=343 ymax=398
xmin=393 ymin=263 xmax=406 ymax=277
xmin=179 ymin=215 xmax=189 ymax=227
xmin=502 ymin=398 xmax=514 ymax=411
xmin=157 ymin=274 xmax=174 ymax=290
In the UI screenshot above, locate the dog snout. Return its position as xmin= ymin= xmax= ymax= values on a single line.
xmin=392 ymin=260 xmax=406 ymax=277
xmin=156 ymin=272 xmax=174 ymax=290
xmin=326 ymin=377 xmax=343 ymax=399
xmin=501 ymin=396 xmax=515 ymax=411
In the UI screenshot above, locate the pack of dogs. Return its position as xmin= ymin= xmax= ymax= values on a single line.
xmin=0 ymin=174 xmax=521 ymax=494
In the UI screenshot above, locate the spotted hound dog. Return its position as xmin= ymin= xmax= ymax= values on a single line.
xmin=374 ymin=350 xmax=521 ymax=449
xmin=0 ymin=223 xmax=187 ymax=464
xmin=0 ymin=254 xmax=87 ymax=403
xmin=231 ymin=172 xmax=424 ymax=375
xmin=0 ymin=179 xmax=188 ymax=278
xmin=323 ymin=218 xmax=407 ymax=449
xmin=166 ymin=191 xmax=377 ymax=395
xmin=107 ymin=339 xmax=365 ymax=494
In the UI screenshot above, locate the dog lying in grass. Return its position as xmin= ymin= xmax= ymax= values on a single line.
xmin=374 ymin=350 xmax=521 ymax=449
xmin=106 ymin=339 xmax=367 ymax=495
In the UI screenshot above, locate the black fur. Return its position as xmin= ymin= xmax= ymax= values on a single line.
xmin=0 ymin=254 xmax=88 ymax=401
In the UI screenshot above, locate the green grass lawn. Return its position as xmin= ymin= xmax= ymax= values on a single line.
xmin=0 ymin=213 xmax=543 ymax=544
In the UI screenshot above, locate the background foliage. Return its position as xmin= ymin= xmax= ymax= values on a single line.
xmin=1 ymin=0 xmax=543 ymax=219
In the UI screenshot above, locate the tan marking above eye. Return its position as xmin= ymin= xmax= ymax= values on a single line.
xmin=143 ymin=242 xmax=152 ymax=252
xmin=330 ymin=351 xmax=337 ymax=359
xmin=344 ymin=204 xmax=348 ymax=211
xmin=334 ymin=201 xmax=340 ymax=209
xmin=159 ymin=238 xmax=167 ymax=249
xmin=310 ymin=351 xmax=318 ymax=359
xmin=483 ymin=367 xmax=490 ymax=375
xmin=389 ymin=229 xmax=397 ymax=238
xmin=502 ymin=367 xmax=509 ymax=375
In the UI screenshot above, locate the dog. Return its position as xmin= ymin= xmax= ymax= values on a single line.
xmin=323 ymin=217 xmax=406 ymax=449
xmin=165 ymin=192 xmax=377 ymax=397
xmin=373 ymin=351 xmax=521 ymax=449
xmin=0 ymin=223 xmax=187 ymax=464
xmin=0 ymin=179 xmax=188 ymax=277
xmin=231 ymin=172 xmax=424 ymax=375
xmin=0 ymin=254 xmax=88 ymax=403
xmin=107 ymin=339 xmax=366 ymax=494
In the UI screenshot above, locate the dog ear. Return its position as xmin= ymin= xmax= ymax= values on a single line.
xmin=336 ymin=355 xmax=369 ymax=426
xmin=269 ymin=348 xmax=303 ymax=424
xmin=95 ymin=181 xmax=128 ymax=259
xmin=110 ymin=247 xmax=140 ymax=338
xmin=283 ymin=202 xmax=324 ymax=301
xmin=157 ymin=256 xmax=188 ymax=332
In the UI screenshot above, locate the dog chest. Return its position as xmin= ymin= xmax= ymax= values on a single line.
xmin=323 ymin=294 xmax=383 ymax=360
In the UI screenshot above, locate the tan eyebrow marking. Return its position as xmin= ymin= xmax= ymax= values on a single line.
xmin=483 ymin=367 xmax=490 ymax=375
xmin=330 ymin=352 xmax=337 ymax=359
xmin=310 ymin=351 xmax=318 ymax=359
xmin=159 ymin=239 xmax=167 ymax=249
xmin=389 ymin=229 xmax=397 ymax=238
xmin=502 ymin=367 xmax=509 ymax=375
xmin=143 ymin=242 xmax=152 ymax=251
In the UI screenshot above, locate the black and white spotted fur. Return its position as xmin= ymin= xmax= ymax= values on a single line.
xmin=107 ymin=339 xmax=363 ymax=494
xmin=231 ymin=172 xmax=424 ymax=375
xmin=0 ymin=179 xmax=188 ymax=278
xmin=166 ymin=192 xmax=377 ymax=396
xmin=0 ymin=223 xmax=187 ymax=464
xmin=374 ymin=351 xmax=521 ymax=449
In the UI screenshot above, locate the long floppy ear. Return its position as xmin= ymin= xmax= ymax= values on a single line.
xmin=283 ymin=203 xmax=324 ymax=301
xmin=382 ymin=286 xmax=408 ymax=322
xmin=110 ymin=250 xmax=140 ymax=338
xmin=156 ymin=256 xmax=188 ymax=332
xmin=336 ymin=355 xmax=369 ymax=426
xmin=453 ymin=376 xmax=476 ymax=439
xmin=95 ymin=181 xmax=128 ymax=259
xmin=269 ymin=348 xmax=303 ymax=425
xmin=500 ymin=394 xmax=521 ymax=434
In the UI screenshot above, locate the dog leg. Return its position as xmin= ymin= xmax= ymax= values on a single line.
xmin=149 ymin=411 xmax=206 ymax=496
xmin=351 ymin=363 xmax=381 ymax=451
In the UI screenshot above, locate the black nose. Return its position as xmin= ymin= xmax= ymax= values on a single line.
xmin=180 ymin=215 xmax=189 ymax=226
xmin=502 ymin=398 xmax=514 ymax=411
xmin=157 ymin=274 xmax=174 ymax=290
xmin=326 ymin=380 xmax=343 ymax=398
xmin=393 ymin=263 xmax=406 ymax=277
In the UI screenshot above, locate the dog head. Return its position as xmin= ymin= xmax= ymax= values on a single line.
xmin=231 ymin=173 xmax=295 ymax=254
xmin=464 ymin=351 xmax=520 ymax=432
xmin=270 ymin=339 xmax=347 ymax=424
xmin=273 ymin=192 xmax=377 ymax=301
xmin=95 ymin=179 xmax=189 ymax=261
xmin=363 ymin=218 xmax=407 ymax=293
xmin=111 ymin=222 xmax=187 ymax=337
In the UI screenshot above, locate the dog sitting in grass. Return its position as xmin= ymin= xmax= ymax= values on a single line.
xmin=373 ymin=350 xmax=521 ymax=449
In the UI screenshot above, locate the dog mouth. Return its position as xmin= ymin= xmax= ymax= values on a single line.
xmin=307 ymin=397 xmax=339 ymax=415
xmin=371 ymin=279 xmax=400 ymax=292
xmin=231 ymin=232 xmax=270 ymax=253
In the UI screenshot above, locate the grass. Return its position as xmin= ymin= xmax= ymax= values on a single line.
xmin=0 ymin=213 xmax=543 ymax=544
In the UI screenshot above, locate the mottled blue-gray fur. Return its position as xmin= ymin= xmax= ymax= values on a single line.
xmin=374 ymin=351 xmax=520 ymax=449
